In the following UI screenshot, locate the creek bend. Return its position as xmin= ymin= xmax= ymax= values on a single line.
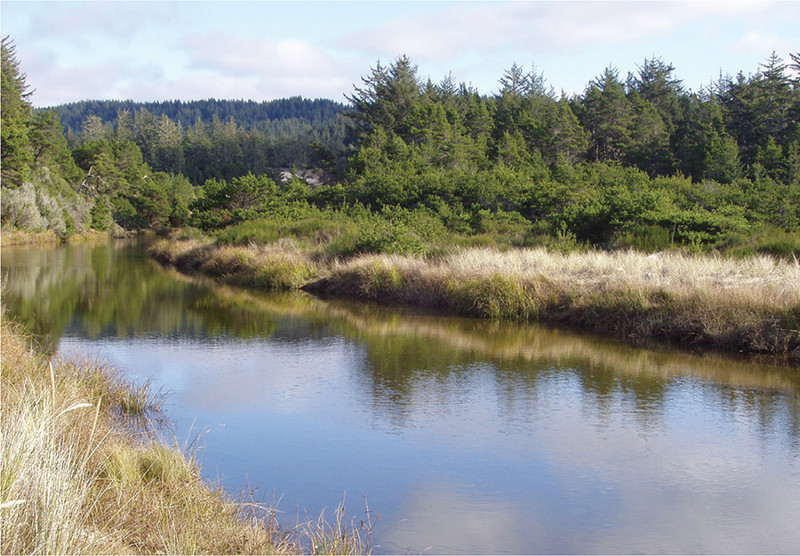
xmin=2 ymin=240 xmax=799 ymax=554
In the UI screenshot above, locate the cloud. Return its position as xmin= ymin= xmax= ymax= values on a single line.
xmin=24 ymin=1 xmax=180 ymax=42
xmin=7 ymin=0 xmax=793 ymax=106
xmin=339 ymin=0 xmax=778 ymax=62
xmin=728 ymin=30 xmax=797 ymax=56
xmin=181 ymin=31 xmax=356 ymax=99
xmin=21 ymin=48 xmax=162 ymax=106
xmin=185 ymin=33 xmax=326 ymax=77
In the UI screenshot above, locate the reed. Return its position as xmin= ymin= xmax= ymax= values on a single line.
xmin=0 ymin=229 xmax=61 ymax=247
xmin=1 ymin=313 xmax=372 ymax=554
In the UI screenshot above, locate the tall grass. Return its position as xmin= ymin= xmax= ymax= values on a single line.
xmin=1 ymin=388 xmax=99 ymax=554
xmin=149 ymin=238 xmax=316 ymax=291
xmin=1 ymin=314 xmax=372 ymax=554
xmin=151 ymin=236 xmax=799 ymax=356
xmin=313 ymin=247 xmax=800 ymax=357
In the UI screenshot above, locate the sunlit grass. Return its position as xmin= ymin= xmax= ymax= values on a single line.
xmin=151 ymin=236 xmax=800 ymax=356
xmin=150 ymin=238 xmax=317 ymax=291
xmin=318 ymin=247 xmax=800 ymax=356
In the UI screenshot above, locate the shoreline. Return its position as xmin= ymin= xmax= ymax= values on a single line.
xmin=0 ymin=313 xmax=371 ymax=554
xmin=149 ymin=238 xmax=800 ymax=361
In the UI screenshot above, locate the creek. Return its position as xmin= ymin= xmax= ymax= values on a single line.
xmin=2 ymin=240 xmax=799 ymax=554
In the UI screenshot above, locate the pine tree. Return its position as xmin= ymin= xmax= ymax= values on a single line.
xmin=581 ymin=67 xmax=633 ymax=162
xmin=346 ymin=56 xmax=422 ymax=143
xmin=1 ymin=36 xmax=34 ymax=186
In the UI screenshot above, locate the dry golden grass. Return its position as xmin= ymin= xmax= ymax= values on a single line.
xmin=150 ymin=238 xmax=317 ymax=291
xmin=151 ymin=238 xmax=800 ymax=356
xmin=317 ymin=247 xmax=800 ymax=356
xmin=0 ymin=229 xmax=61 ymax=247
xmin=1 ymin=313 xmax=371 ymax=555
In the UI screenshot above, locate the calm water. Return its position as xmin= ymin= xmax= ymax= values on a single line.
xmin=3 ymin=240 xmax=800 ymax=554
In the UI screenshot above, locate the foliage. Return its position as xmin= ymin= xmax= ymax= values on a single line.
xmin=190 ymin=173 xmax=279 ymax=230
xmin=336 ymin=53 xmax=800 ymax=253
xmin=52 ymin=98 xmax=349 ymax=184
xmin=1 ymin=36 xmax=34 ymax=186
xmin=4 ymin=38 xmax=800 ymax=255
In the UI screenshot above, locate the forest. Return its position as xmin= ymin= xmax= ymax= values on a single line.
xmin=2 ymin=36 xmax=799 ymax=257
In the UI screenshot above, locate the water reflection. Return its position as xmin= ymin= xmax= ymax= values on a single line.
xmin=3 ymin=242 xmax=800 ymax=553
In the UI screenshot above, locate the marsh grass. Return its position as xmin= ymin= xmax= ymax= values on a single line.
xmin=151 ymin=237 xmax=799 ymax=356
xmin=318 ymin=247 xmax=800 ymax=356
xmin=150 ymin=238 xmax=316 ymax=291
xmin=300 ymin=500 xmax=375 ymax=555
xmin=1 ymin=314 xmax=373 ymax=555
xmin=0 ymin=229 xmax=61 ymax=247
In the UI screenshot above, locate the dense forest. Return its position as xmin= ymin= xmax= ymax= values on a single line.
xmin=53 ymin=97 xmax=350 ymax=184
xmin=2 ymin=35 xmax=799 ymax=256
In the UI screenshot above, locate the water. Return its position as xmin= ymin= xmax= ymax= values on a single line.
xmin=3 ymin=240 xmax=800 ymax=554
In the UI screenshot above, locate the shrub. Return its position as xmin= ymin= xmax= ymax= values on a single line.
xmin=89 ymin=197 xmax=112 ymax=231
xmin=615 ymin=224 xmax=674 ymax=252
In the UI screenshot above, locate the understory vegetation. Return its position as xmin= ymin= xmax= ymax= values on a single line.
xmin=0 ymin=314 xmax=372 ymax=555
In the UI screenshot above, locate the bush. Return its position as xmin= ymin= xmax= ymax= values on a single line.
xmin=719 ymin=225 xmax=800 ymax=260
xmin=90 ymin=197 xmax=113 ymax=231
xmin=615 ymin=224 xmax=674 ymax=252
xmin=216 ymin=219 xmax=282 ymax=245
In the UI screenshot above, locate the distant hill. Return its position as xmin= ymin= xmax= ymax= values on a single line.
xmin=49 ymin=97 xmax=349 ymax=136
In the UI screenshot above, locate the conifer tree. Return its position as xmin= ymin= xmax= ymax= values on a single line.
xmin=1 ymin=36 xmax=34 ymax=186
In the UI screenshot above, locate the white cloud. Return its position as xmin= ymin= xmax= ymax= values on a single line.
xmin=185 ymin=32 xmax=330 ymax=76
xmin=339 ymin=1 xmax=771 ymax=61
xmin=24 ymin=1 xmax=180 ymax=41
xmin=22 ymin=50 xmax=158 ymax=106
xmin=181 ymin=31 xmax=356 ymax=99
xmin=4 ymin=0 xmax=795 ymax=106
xmin=728 ymin=30 xmax=797 ymax=56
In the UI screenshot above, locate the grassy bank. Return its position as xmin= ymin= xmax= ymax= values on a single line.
xmin=150 ymin=238 xmax=800 ymax=359
xmin=0 ymin=314 xmax=371 ymax=555
xmin=149 ymin=237 xmax=318 ymax=291
xmin=313 ymin=248 xmax=800 ymax=357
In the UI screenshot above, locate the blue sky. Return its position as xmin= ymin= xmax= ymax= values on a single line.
xmin=2 ymin=0 xmax=798 ymax=108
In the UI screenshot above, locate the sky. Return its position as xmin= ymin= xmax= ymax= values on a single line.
xmin=1 ymin=0 xmax=798 ymax=108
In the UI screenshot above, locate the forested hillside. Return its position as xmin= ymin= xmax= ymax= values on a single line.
xmin=54 ymin=97 xmax=346 ymax=134
xmin=52 ymin=97 xmax=350 ymax=184
xmin=3 ymin=34 xmax=799 ymax=256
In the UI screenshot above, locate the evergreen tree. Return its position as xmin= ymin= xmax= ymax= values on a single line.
xmin=628 ymin=57 xmax=683 ymax=134
xmin=346 ymin=56 xmax=422 ymax=143
xmin=580 ymin=67 xmax=633 ymax=162
xmin=1 ymin=36 xmax=34 ymax=186
xmin=626 ymin=91 xmax=672 ymax=174
xmin=29 ymin=109 xmax=82 ymax=182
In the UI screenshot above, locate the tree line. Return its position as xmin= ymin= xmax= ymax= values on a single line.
xmin=59 ymin=99 xmax=349 ymax=184
xmin=2 ymin=35 xmax=799 ymax=256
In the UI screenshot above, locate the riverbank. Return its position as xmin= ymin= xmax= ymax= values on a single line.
xmin=0 ymin=313 xmax=370 ymax=554
xmin=0 ymin=228 xmax=116 ymax=247
xmin=149 ymin=238 xmax=800 ymax=359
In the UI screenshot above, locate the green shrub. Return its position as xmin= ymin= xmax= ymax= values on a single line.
xmin=216 ymin=219 xmax=281 ymax=245
xmin=615 ymin=224 xmax=673 ymax=252
xmin=90 ymin=197 xmax=112 ymax=231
